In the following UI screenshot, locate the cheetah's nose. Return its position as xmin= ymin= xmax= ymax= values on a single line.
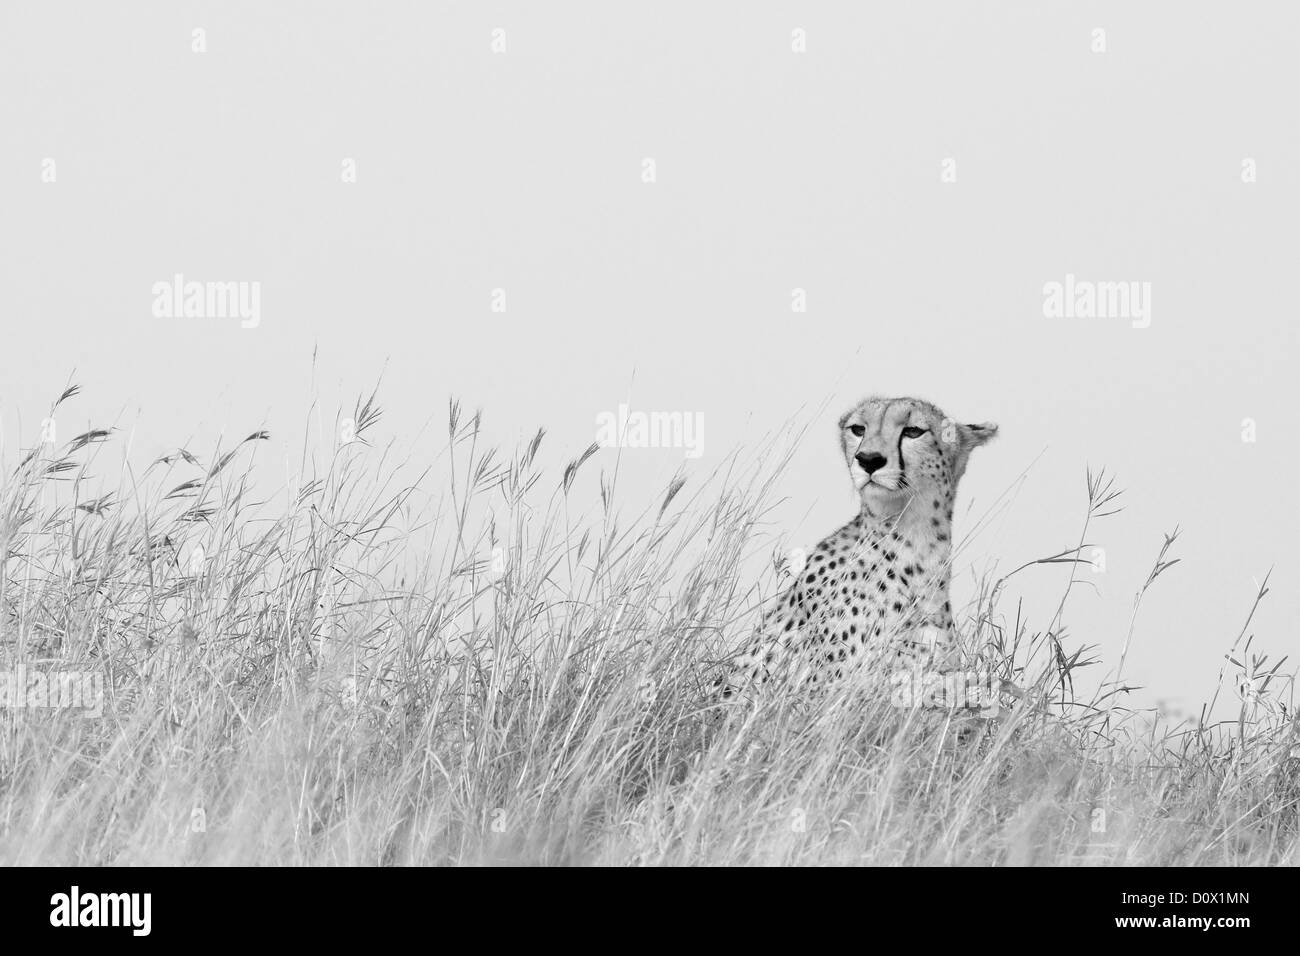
xmin=855 ymin=452 xmax=887 ymax=475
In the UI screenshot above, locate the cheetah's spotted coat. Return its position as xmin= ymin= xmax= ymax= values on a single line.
xmin=728 ymin=396 xmax=998 ymax=701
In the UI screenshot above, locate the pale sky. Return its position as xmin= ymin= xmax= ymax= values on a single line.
xmin=1 ymin=2 xmax=1296 ymax=712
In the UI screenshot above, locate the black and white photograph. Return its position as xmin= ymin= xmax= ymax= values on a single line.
xmin=0 ymin=0 xmax=1294 ymax=932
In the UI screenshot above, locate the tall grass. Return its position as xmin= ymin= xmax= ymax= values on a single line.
xmin=0 ymin=386 xmax=1296 ymax=865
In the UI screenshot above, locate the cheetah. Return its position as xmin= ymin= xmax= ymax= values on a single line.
xmin=725 ymin=396 xmax=1004 ymax=709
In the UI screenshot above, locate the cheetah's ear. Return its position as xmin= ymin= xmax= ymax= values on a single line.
xmin=962 ymin=422 xmax=999 ymax=448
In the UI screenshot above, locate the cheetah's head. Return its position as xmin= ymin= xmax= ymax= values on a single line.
xmin=838 ymin=396 xmax=997 ymax=519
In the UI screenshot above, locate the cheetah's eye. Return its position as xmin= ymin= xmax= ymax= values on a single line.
xmin=847 ymin=424 xmax=865 ymax=437
xmin=901 ymin=426 xmax=928 ymax=439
